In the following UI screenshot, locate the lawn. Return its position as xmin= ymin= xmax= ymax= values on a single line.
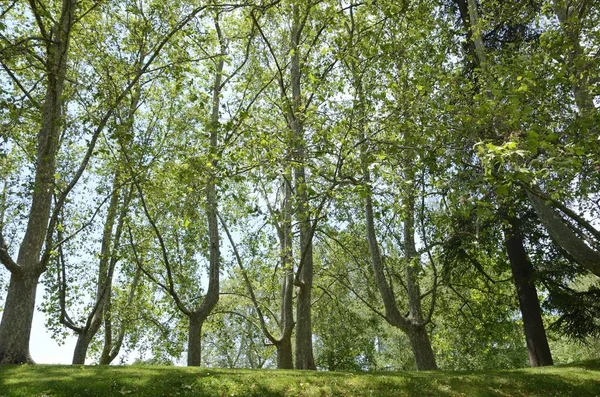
xmin=0 ymin=360 xmax=599 ymax=396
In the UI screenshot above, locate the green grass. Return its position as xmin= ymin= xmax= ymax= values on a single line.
xmin=1 ymin=360 xmax=599 ymax=396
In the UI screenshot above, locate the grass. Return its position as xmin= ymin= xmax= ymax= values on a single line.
xmin=0 ymin=360 xmax=599 ymax=396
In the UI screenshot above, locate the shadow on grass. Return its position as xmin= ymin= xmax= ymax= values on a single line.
xmin=0 ymin=360 xmax=599 ymax=397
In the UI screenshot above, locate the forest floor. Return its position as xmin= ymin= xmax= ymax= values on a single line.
xmin=0 ymin=359 xmax=599 ymax=396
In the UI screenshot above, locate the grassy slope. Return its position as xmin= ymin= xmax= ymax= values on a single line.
xmin=0 ymin=360 xmax=599 ymax=397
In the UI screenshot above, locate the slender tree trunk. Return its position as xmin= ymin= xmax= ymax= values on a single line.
xmin=0 ymin=0 xmax=76 ymax=364
xmin=278 ymin=174 xmax=295 ymax=369
xmin=555 ymin=2 xmax=595 ymax=117
xmin=288 ymin=3 xmax=315 ymax=371
xmin=71 ymin=175 xmax=125 ymax=365
xmin=404 ymin=193 xmax=438 ymax=370
xmin=504 ymin=218 xmax=554 ymax=367
xmin=99 ymin=266 xmax=141 ymax=365
xmin=183 ymin=20 xmax=224 ymax=367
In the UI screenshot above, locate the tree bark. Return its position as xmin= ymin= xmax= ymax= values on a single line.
xmin=361 ymin=150 xmax=437 ymax=369
xmin=554 ymin=1 xmax=595 ymax=117
xmin=288 ymin=3 xmax=315 ymax=370
xmin=276 ymin=335 xmax=294 ymax=369
xmin=527 ymin=191 xmax=600 ymax=277
xmin=407 ymin=324 xmax=438 ymax=371
xmin=0 ymin=272 xmax=41 ymax=363
xmin=71 ymin=173 xmax=127 ymax=365
xmin=187 ymin=313 xmax=204 ymax=367
xmin=99 ymin=266 xmax=141 ymax=365
xmin=184 ymin=21 xmax=224 ymax=367
xmin=278 ymin=173 xmax=295 ymax=369
xmin=504 ymin=218 xmax=554 ymax=367
xmin=0 ymin=0 xmax=76 ymax=364
xmin=72 ymin=332 xmax=94 ymax=365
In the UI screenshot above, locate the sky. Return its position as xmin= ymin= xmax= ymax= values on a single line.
xmin=30 ymin=304 xmax=77 ymax=364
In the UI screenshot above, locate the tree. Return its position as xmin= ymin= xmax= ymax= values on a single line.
xmin=0 ymin=0 xmax=212 ymax=364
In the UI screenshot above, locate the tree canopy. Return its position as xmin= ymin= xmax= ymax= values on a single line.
xmin=0 ymin=0 xmax=599 ymax=370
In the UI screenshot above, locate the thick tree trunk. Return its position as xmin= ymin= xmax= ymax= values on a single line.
xmin=72 ymin=331 xmax=94 ymax=365
xmin=407 ymin=324 xmax=438 ymax=371
xmin=505 ymin=219 xmax=554 ymax=367
xmin=295 ymin=272 xmax=314 ymax=369
xmin=187 ymin=313 xmax=203 ymax=367
xmin=0 ymin=272 xmax=40 ymax=363
xmin=276 ymin=336 xmax=294 ymax=369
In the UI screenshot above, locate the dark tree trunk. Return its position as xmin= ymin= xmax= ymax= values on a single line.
xmin=505 ymin=219 xmax=554 ymax=367
xmin=0 ymin=272 xmax=40 ymax=363
xmin=407 ymin=324 xmax=438 ymax=371
xmin=187 ymin=313 xmax=204 ymax=367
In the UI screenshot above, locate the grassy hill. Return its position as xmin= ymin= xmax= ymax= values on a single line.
xmin=1 ymin=360 xmax=599 ymax=396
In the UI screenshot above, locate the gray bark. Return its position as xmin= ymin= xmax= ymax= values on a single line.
xmin=407 ymin=323 xmax=438 ymax=371
xmin=0 ymin=0 xmax=76 ymax=364
xmin=527 ymin=190 xmax=600 ymax=277
xmin=278 ymin=173 xmax=295 ymax=369
xmin=288 ymin=3 xmax=315 ymax=370
xmin=99 ymin=266 xmax=142 ymax=365
xmin=0 ymin=272 xmax=41 ymax=363
xmin=466 ymin=0 xmax=487 ymax=69
xmin=71 ymin=181 xmax=131 ymax=364
xmin=220 ymin=173 xmax=295 ymax=369
xmin=186 ymin=23 xmax=224 ymax=366
xmin=361 ymin=150 xmax=437 ymax=370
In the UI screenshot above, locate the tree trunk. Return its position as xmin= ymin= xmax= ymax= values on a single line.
xmin=407 ymin=324 xmax=438 ymax=371
xmin=187 ymin=313 xmax=203 ymax=367
xmin=72 ymin=331 xmax=94 ymax=365
xmin=404 ymin=193 xmax=438 ymax=371
xmin=0 ymin=0 xmax=76 ymax=364
xmin=286 ymin=3 xmax=315 ymax=371
xmin=527 ymin=190 xmax=600 ymax=277
xmin=0 ymin=272 xmax=40 ymax=363
xmin=555 ymin=2 xmax=595 ymax=117
xmin=295 ymin=275 xmax=314 ymax=369
xmin=278 ymin=174 xmax=295 ymax=370
xmin=99 ymin=266 xmax=141 ymax=365
xmin=504 ymin=219 xmax=554 ymax=367
xmin=183 ymin=19 xmax=224 ymax=367
xmin=276 ymin=336 xmax=294 ymax=369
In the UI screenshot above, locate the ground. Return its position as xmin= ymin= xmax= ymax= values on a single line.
xmin=0 ymin=360 xmax=599 ymax=396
